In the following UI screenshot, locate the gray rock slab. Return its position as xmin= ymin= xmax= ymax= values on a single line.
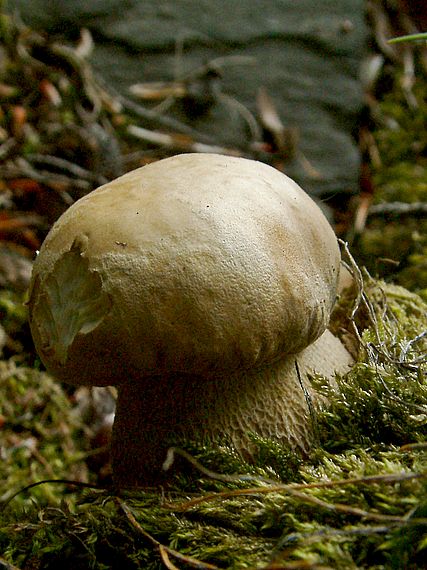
xmin=14 ymin=0 xmax=368 ymax=197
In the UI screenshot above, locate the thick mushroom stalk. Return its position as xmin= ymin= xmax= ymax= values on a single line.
xmin=113 ymin=330 xmax=351 ymax=485
xmin=28 ymin=153 xmax=353 ymax=487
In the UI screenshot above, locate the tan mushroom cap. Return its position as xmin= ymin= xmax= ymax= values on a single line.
xmin=29 ymin=153 xmax=341 ymax=387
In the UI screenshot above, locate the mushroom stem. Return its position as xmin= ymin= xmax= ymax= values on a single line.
xmin=111 ymin=329 xmax=352 ymax=487
xmin=112 ymin=368 xmax=308 ymax=486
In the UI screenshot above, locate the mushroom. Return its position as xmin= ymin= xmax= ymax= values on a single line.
xmin=28 ymin=153 xmax=353 ymax=487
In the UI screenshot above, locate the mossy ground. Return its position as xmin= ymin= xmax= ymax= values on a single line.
xmin=1 ymin=11 xmax=427 ymax=570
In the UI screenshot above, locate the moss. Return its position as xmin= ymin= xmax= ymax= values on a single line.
xmin=355 ymin=73 xmax=427 ymax=299
xmin=0 ymin=290 xmax=28 ymax=336
xmin=319 ymin=278 xmax=427 ymax=450
xmin=0 ymin=360 xmax=89 ymax=510
xmin=1 ymin=278 xmax=426 ymax=569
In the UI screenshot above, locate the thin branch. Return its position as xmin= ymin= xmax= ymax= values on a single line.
xmin=113 ymin=88 xmax=218 ymax=145
xmin=164 ymin=449 xmax=426 ymax=520
xmin=368 ymin=201 xmax=427 ymax=219
xmin=116 ymin=498 xmax=220 ymax=570
xmin=0 ymin=479 xmax=107 ymax=510
xmin=25 ymin=153 xmax=104 ymax=183
xmin=127 ymin=124 xmax=243 ymax=156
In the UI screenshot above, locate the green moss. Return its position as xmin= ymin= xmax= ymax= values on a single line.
xmin=355 ymin=73 xmax=427 ymax=299
xmin=318 ymin=278 xmax=427 ymax=449
xmin=1 ymin=278 xmax=426 ymax=569
xmin=0 ymin=289 xmax=28 ymax=338
xmin=0 ymin=361 xmax=89 ymax=510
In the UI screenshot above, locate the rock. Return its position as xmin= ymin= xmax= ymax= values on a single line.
xmin=14 ymin=0 xmax=368 ymax=196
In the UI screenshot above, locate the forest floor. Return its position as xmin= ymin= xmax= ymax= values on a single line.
xmin=0 ymin=4 xmax=426 ymax=569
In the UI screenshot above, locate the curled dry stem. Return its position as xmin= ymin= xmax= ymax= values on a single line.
xmin=162 ymin=447 xmax=279 ymax=485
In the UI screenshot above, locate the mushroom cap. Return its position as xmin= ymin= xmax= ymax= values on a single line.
xmin=28 ymin=153 xmax=340 ymax=386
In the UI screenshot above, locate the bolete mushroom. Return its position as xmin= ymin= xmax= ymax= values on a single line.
xmin=28 ymin=153 xmax=352 ymax=487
